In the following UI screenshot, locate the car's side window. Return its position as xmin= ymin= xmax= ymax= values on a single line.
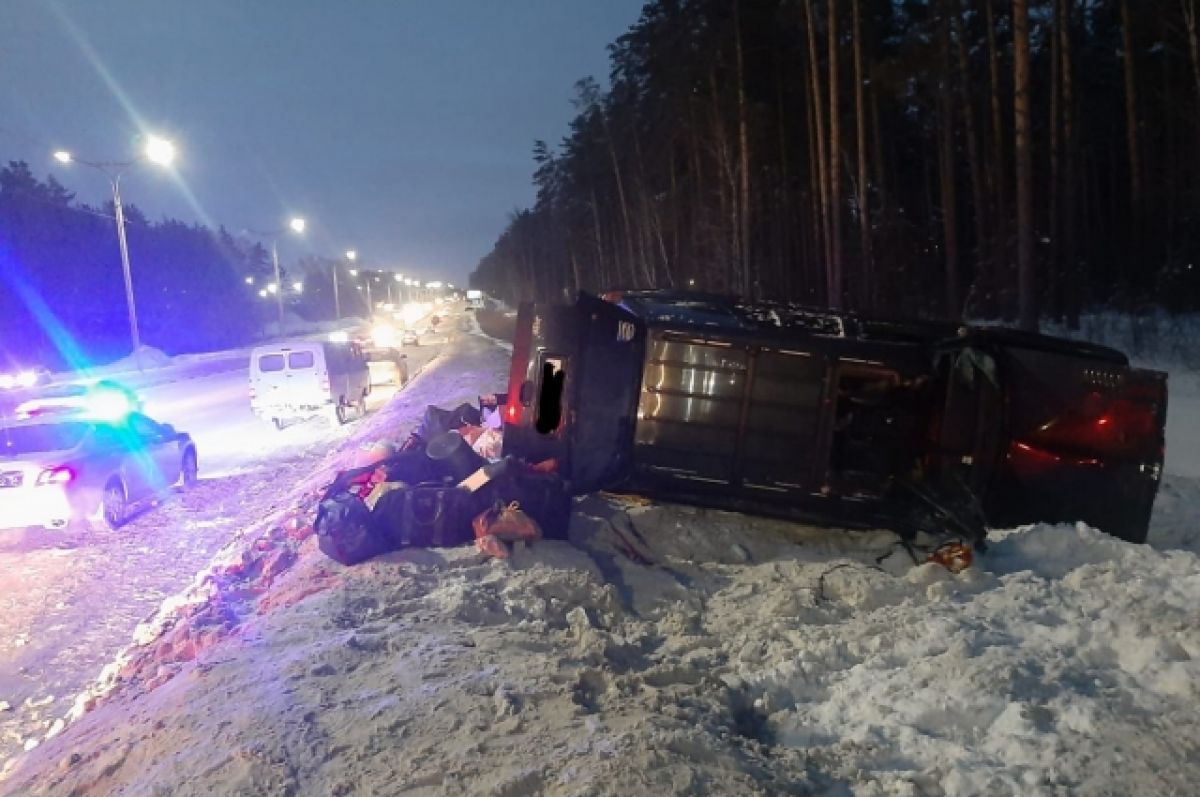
xmin=128 ymin=414 xmax=164 ymax=442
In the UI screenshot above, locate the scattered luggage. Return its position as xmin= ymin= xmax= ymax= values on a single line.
xmin=473 ymin=501 xmax=542 ymax=559
xmin=313 ymin=399 xmax=574 ymax=565
xmin=315 ymin=493 xmax=391 ymax=566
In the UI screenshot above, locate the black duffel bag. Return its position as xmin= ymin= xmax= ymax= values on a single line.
xmin=315 ymin=493 xmax=395 ymax=565
xmin=372 ymin=482 xmax=477 ymax=548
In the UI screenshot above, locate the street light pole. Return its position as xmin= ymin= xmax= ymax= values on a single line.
xmin=106 ymin=172 xmax=140 ymax=356
xmin=271 ymin=239 xmax=284 ymax=329
xmin=331 ymin=263 xmax=341 ymax=321
xmin=52 ymin=137 xmax=175 ymax=369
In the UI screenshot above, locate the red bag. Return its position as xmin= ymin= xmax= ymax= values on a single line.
xmin=472 ymin=501 xmax=541 ymax=559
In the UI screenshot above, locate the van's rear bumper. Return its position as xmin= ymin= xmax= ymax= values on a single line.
xmin=251 ymin=399 xmax=332 ymax=419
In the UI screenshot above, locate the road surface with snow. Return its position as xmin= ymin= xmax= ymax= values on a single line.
xmin=0 ymin=328 xmax=455 ymax=766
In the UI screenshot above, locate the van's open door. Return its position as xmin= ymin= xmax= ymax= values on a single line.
xmin=501 ymin=293 xmax=645 ymax=494
xmin=566 ymin=293 xmax=647 ymax=493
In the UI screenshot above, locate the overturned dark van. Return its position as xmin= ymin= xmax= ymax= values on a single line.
xmin=499 ymin=291 xmax=1168 ymax=545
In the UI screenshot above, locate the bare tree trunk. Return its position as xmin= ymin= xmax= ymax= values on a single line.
xmin=938 ymin=9 xmax=961 ymax=317
xmin=1014 ymin=0 xmax=1037 ymax=331
xmin=985 ymin=0 xmax=1006 ymax=227
xmin=1184 ymin=0 xmax=1200 ymax=105
xmin=804 ymin=43 xmax=822 ymax=300
xmin=1120 ymin=0 xmax=1142 ymax=204
xmin=1049 ymin=0 xmax=1062 ymax=320
xmin=568 ymin=241 xmax=583 ymax=296
xmin=826 ymin=0 xmax=843 ymax=308
xmin=589 ymin=189 xmax=609 ymax=287
xmin=631 ymin=129 xmax=657 ymax=286
xmin=953 ymin=0 xmax=987 ymax=306
xmin=804 ymin=0 xmax=831 ymax=297
xmin=870 ymin=79 xmax=888 ymax=303
xmin=707 ymin=67 xmax=740 ymax=292
xmin=601 ymin=112 xmax=639 ymax=285
xmin=1061 ymin=0 xmax=1079 ymax=327
xmin=852 ymin=0 xmax=873 ymax=311
xmin=735 ymin=0 xmax=752 ymax=296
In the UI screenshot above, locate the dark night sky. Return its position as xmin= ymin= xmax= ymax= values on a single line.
xmin=0 ymin=1 xmax=646 ymax=285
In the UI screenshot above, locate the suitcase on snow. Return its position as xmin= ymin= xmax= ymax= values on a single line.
xmin=371 ymin=482 xmax=476 ymax=548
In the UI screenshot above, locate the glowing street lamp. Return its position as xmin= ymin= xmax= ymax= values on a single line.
xmin=292 ymin=281 xmax=304 ymax=294
xmin=266 ymin=282 xmax=279 ymax=295
xmin=52 ymin=134 xmax=178 ymax=367
xmin=144 ymin=136 xmax=176 ymax=167
xmin=244 ymin=276 xmax=254 ymax=285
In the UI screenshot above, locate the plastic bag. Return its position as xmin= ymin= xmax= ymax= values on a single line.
xmin=472 ymin=501 xmax=541 ymax=559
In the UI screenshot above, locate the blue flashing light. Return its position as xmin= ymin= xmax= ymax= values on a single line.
xmin=85 ymin=384 xmax=137 ymax=421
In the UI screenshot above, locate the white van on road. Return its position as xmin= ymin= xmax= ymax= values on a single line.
xmin=249 ymin=341 xmax=370 ymax=429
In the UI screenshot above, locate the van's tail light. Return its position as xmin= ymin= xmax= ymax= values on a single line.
xmin=1024 ymin=393 xmax=1161 ymax=459
xmin=320 ymin=373 xmax=330 ymax=393
xmin=504 ymin=400 xmax=522 ymax=425
xmin=249 ymin=386 xmax=257 ymax=401
xmin=36 ymin=467 xmax=74 ymax=486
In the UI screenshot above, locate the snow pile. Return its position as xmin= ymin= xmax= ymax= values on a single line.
xmin=79 ymin=345 xmax=175 ymax=377
xmin=1043 ymin=309 xmax=1200 ymax=372
xmin=6 ymin=490 xmax=1199 ymax=795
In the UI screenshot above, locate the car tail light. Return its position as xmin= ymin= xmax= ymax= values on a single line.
xmin=320 ymin=373 xmax=330 ymax=392
xmin=1025 ymin=394 xmax=1160 ymax=459
xmin=36 ymin=467 xmax=74 ymax=486
xmin=505 ymin=400 xmax=522 ymax=425
xmin=249 ymin=385 xmax=257 ymax=400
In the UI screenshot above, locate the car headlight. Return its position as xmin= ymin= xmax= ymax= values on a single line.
xmin=372 ymin=324 xmax=396 ymax=346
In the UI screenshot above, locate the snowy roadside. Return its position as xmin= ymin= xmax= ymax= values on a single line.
xmin=3 ymin=333 xmax=1197 ymax=796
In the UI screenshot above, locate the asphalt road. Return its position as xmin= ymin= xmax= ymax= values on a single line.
xmin=0 ymin=321 xmax=459 ymax=768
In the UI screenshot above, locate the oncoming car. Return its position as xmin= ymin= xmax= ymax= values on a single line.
xmin=401 ymin=328 xmax=419 ymax=347
xmin=0 ymin=413 xmax=198 ymax=531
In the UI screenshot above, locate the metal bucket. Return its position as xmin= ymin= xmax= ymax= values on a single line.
xmin=425 ymin=430 xmax=485 ymax=483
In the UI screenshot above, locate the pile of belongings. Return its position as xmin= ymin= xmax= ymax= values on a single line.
xmin=315 ymin=396 xmax=571 ymax=565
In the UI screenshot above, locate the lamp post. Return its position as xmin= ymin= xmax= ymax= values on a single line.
xmin=249 ymin=217 xmax=306 ymax=330
xmin=336 ymin=250 xmax=356 ymax=321
xmin=52 ymin=136 xmax=176 ymax=367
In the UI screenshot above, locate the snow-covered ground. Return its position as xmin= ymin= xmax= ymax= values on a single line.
xmin=1 ymin=325 xmax=1197 ymax=796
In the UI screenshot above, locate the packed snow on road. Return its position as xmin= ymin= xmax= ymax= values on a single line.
xmin=1 ymin=330 xmax=1198 ymax=796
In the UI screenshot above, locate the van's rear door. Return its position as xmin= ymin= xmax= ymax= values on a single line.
xmin=566 ymin=293 xmax=646 ymax=493
xmin=501 ymin=293 xmax=646 ymax=494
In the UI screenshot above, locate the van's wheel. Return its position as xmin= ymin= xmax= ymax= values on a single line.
xmin=101 ymin=480 xmax=128 ymax=530
xmin=356 ymin=391 xmax=368 ymax=419
xmin=271 ymin=417 xmax=284 ymax=431
xmin=181 ymin=449 xmax=199 ymax=488
xmin=335 ymin=401 xmax=350 ymax=425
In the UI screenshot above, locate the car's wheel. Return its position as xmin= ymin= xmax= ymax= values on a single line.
xmin=181 ymin=448 xmax=199 ymax=488
xmin=101 ymin=480 xmax=128 ymax=530
xmin=335 ymin=401 xmax=350 ymax=425
xmin=356 ymin=392 xmax=368 ymax=419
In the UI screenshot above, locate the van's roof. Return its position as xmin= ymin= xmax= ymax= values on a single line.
xmin=251 ymin=340 xmax=323 ymax=354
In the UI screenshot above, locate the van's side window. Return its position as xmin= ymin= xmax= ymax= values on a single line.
xmin=288 ymin=351 xmax=315 ymax=369
xmin=259 ymin=354 xmax=285 ymax=372
xmin=536 ymin=357 xmax=566 ymax=434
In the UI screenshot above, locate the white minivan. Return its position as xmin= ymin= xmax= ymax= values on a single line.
xmin=249 ymin=341 xmax=370 ymax=429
